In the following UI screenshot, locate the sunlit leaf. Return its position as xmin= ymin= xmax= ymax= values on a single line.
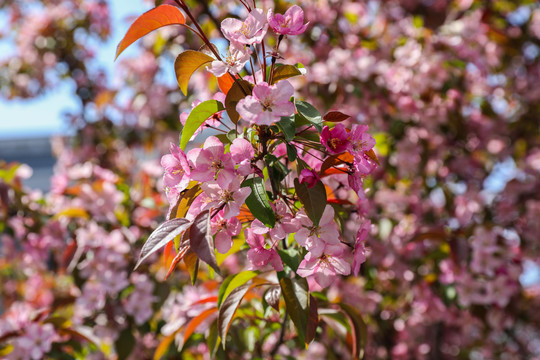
xmin=225 ymin=80 xmax=253 ymax=124
xmin=53 ymin=207 xmax=89 ymax=220
xmin=189 ymin=210 xmax=220 ymax=274
xmin=365 ymin=148 xmax=381 ymax=166
xmin=280 ymin=277 xmax=309 ymax=345
xmin=184 ymin=248 xmax=199 ymax=285
xmin=179 ymin=100 xmax=224 ymax=150
xmin=168 ymin=183 xmax=202 ymax=220
xmin=115 ymin=5 xmax=186 ymax=60
xmin=294 ymin=178 xmax=327 ymax=226
xmin=242 ymin=177 xmax=275 ymax=227
xmin=175 ymin=50 xmax=215 ymax=96
xmin=217 ymin=271 xmax=258 ymax=308
xmin=319 ymin=152 xmax=354 ymax=175
xmin=218 ymin=73 xmax=235 ymax=95
xmin=271 ymin=64 xmax=303 ymax=84
xmin=135 ymin=218 xmax=191 ymax=269
xmin=165 ymin=242 xmax=190 ymax=279
xmin=183 ymin=307 xmax=218 ymax=346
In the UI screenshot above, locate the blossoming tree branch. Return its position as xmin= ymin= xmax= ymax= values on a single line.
xmin=115 ymin=0 xmax=378 ymax=356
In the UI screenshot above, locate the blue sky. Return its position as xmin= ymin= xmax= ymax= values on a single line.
xmin=0 ymin=0 xmax=147 ymax=139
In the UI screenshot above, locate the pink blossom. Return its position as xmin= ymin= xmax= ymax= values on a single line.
xmin=230 ymin=137 xmax=254 ymax=176
xmin=236 ymin=81 xmax=295 ymax=126
xmin=251 ymin=201 xmax=300 ymax=241
xmin=297 ymin=244 xmax=351 ymax=288
xmin=200 ymin=176 xmax=251 ymax=219
xmin=352 ymin=220 xmax=370 ymax=276
xmin=321 ymin=124 xmax=350 ymax=154
xmin=16 ymin=323 xmax=56 ymax=360
xmin=208 ymin=42 xmax=251 ymax=77
xmin=299 ymin=168 xmax=319 ymax=188
xmin=161 ymin=142 xmax=191 ymax=192
xmin=221 ymin=9 xmax=268 ymax=45
xmin=348 ymin=124 xmax=375 ymax=157
xmin=295 ymin=206 xmax=340 ymax=257
xmin=245 ymin=228 xmax=283 ymax=271
xmin=212 ymin=213 xmax=242 ymax=254
xmin=188 ymin=136 xmax=235 ymax=188
xmin=267 ymin=5 xmax=309 ymax=36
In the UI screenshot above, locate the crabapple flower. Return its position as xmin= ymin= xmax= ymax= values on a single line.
xmin=245 ymin=228 xmax=283 ymax=271
xmin=236 ymin=81 xmax=295 ymax=126
xmin=295 ymin=205 xmax=340 ymax=257
xmin=161 ymin=142 xmax=191 ymax=191
xmin=297 ymin=244 xmax=351 ymax=288
xmin=348 ymin=124 xmax=376 ymax=156
xmin=251 ymin=201 xmax=300 ymax=241
xmin=321 ymin=124 xmax=350 ymax=154
xmin=221 ymin=9 xmax=268 ymax=45
xmin=16 ymin=323 xmax=56 ymax=360
xmin=230 ymin=137 xmax=254 ymax=176
xmin=200 ymin=176 xmax=251 ymax=219
xmin=188 ymin=136 xmax=235 ymax=188
xmin=208 ymin=42 xmax=251 ymax=77
xmin=211 ymin=213 xmax=242 ymax=254
xmin=299 ymin=168 xmax=319 ymax=188
xmin=267 ymin=5 xmax=309 ymax=36
xmin=352 ymin=220 xmax=370 ymax=276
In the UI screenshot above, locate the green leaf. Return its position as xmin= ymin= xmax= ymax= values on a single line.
xmin=286 ymin=143 xmax=297 ymax=162
xmin=336 ymin=303 xmax=367 ymax=359
xmin=294 ymin=178 xmax=327 ymax=226
xmin=180 ymin=100 xmax=224 ymax=150
xmin=277 ymin=247 xmax=301 ymax=272
xmin=184 ymin=248 xmax=199 ymax=285
xmin=115 ymin=328 xmax=135 ymax=360
xmin=266 ymin=155 xmax=289 ymax=183
xmin=279 ymin=277 xmax=309 ymax=345
xmin=207 ymin=319 xmax=221 ymax=358
xmin=135 ymin=218 xmax=192 ymax=269
xmin=225 ymin=80 xmax=253 ymax=124
xmin=189 ymin=210 xmax=220 ymax=274
xmin=271 ymin=64 xmax=303 ymax=84
xmin=295 ymin=101 xmax=322 ymax=133
xmin=217 ymin=271 xmax=258 ymax=308
xmin=242 ymin=177 xmax=276 ymax=227
xmin=174 ymin=50 xmax=214 ymax=95
xmin=278 ymin=115 xmax=296 ymax=141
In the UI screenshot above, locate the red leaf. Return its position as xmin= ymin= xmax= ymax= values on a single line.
xmin=183 ymin=307 xmax=218 ymax=346
xmin=165 ymin=243 xmax=190 ymax=279
xmin=115 ymin=5 xmax=185 ymax=60
xmin=218 ymin=73 xmax=235 ymax=95
xmin=189 ymin=210 xmax=220 ymax=274
xmin=323 ymin=111 xmax=351 ymax=122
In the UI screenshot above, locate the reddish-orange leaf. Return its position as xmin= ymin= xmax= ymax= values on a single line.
xmin=183 ymin=308 xmax=218 ymax=346
xmin=115 ymin=5 xmax=186 ymax=60
xmin=319 ymin=152 xmax=354 ymax=175
xmin=165 ymin=244 xmax=190 ymax=279
xmin=162 ymin=240 xmax=175 ymax=270
xmin=191 ymin=296 xmax=218 ymax=306
xmin=218 ymin=73 xmax=235 ymax=95
xmin=365 ymin=148 xmax=381 ymax=166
